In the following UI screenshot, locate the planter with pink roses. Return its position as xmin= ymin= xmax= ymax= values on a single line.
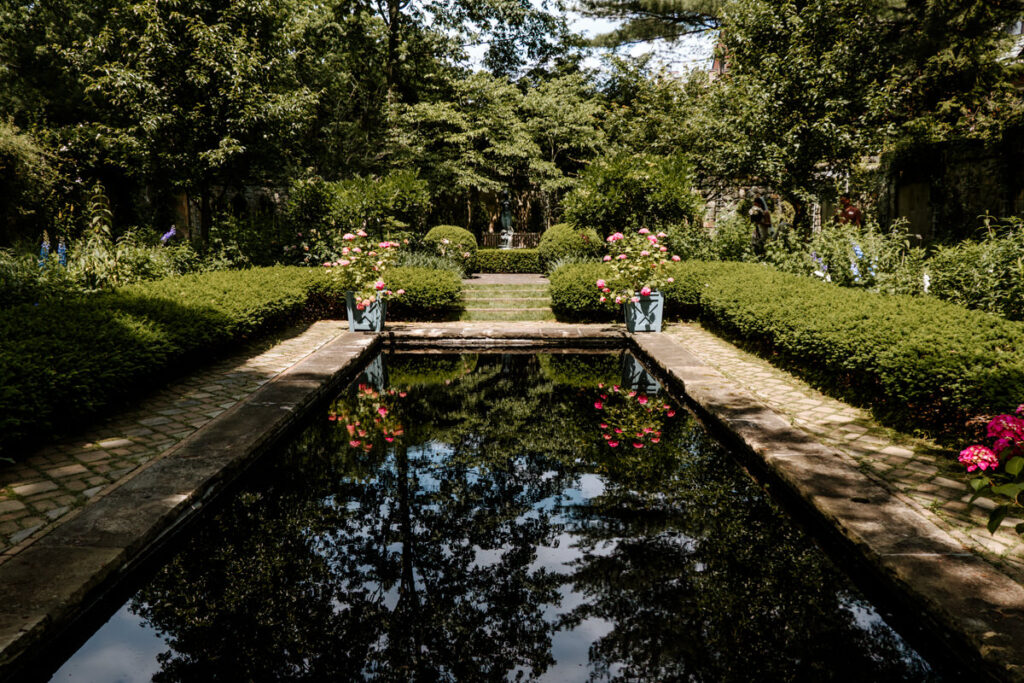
xmin=594 ymin=228 xmax=680 ymax=332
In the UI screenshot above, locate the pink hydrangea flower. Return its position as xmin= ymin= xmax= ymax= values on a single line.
xmin=596 ymin=279 xmax=606 ymax=288
xmin=638 ymin=228 xmax=650 ymax=234
xmin=959 ymin=445 xmax=1000 ymax=472
xmin=357 ymin=230 xmax=367 ymax=237
xmin=374 ymin=280 xmax=386 ymax=291
xmin=671 ymin=255 xmax=681 ymax=261
xmin=640 ymin=286 xmax=651 ymax=296
xmin=603 ymin=255 xmax=612 ymax=261
xmin=343 ymin=233 xmax=356 ymax=240
xmin=617 ymin=254 xmax=628 ymax=260
xmin=396 ymin=289 xmax=405 ymax=295
xmin=630 ymin=296 xmax=640 ymax=303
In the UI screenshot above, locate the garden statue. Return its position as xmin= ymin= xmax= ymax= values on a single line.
xmin=499 ymin=191 xmax=514 ymax=249
xmin=748 ymin=196 xmax=772 ymax=256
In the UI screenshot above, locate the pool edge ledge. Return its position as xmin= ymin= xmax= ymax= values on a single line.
xmin=0 ymin=332 xmax=382 ymax=681
xmin=631 ymin=332 xmax=1024 ymax=683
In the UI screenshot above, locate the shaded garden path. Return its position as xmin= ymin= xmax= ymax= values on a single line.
xmin=665 ymin=321 xmax=1024 ymax=581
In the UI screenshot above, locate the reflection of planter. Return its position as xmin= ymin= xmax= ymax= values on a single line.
xmin=345 ymin=292 xmax=387 ymax=332
xmin=621 ymin=353 xmax=661 ymax=394
xmin=623 ymin=291 xmax=664 ymax=333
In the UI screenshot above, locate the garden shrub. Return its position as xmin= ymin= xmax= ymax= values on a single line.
xmin=474 ymin=248 xmax=541 ymax=273
xmin=313 ymin=265 xmax=462 ymax=320
xmin=549 ymin=261 xmax=616 ymax=321
xmin=422 ymin=225 xmax=477 ymax=262
xmin=665 ymin=261 xmax=1024 ymax=440
xmin=0 ymin=266 xmax=323 ymax=459
xmin=561 ymin=152 xmax=703 ymax=238
xmin=537 ymin=223 xmax=602 ymax=272
xmin=388 ymin=355 xmax=478 ymax=386
xmin=538 ymin=353 xmax=620 ymax=387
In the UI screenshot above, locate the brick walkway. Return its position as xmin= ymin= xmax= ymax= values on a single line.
xmin=0 ymin=320 xmax=348 ymax=563
xmin=665 ymin=321 xmax=1024 ymax=580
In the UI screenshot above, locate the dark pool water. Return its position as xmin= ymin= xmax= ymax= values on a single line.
xmin=48 ymin=352 xmax=958 ymax=682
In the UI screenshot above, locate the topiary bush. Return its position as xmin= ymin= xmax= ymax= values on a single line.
xmin=549 ymin=261 xmax=616 ymax=322
xmin=473 ymin=249 xmax=541 ymax=273
xmin=537 ymin=223 xmax=602 ymax=272
xmin=422 ymin=225 xmax=478 ymax=266
xmin=0 ymin=266 xmax=324 ymax=460
xmin=665 ymin=260 xmax=1024 ymax=441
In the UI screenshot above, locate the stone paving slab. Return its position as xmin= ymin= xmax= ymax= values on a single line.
xmin=662 ymin=322 xmax=1024 ymax=578
xmin=387 ymin=322 xmax=624 ymax=346
xmin=0 ymin=326 xmax=379 ymax=677
xmin=635 ymin=327 xmax=1024 ymax=681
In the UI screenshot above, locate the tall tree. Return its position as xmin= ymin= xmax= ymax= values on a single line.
xmin=578 ymin=0 xmax=723 ymax=46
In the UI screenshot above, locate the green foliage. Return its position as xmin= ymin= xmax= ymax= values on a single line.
xmin=537 ymin=223 xmax=602 ymax=272
xmin=0 ymin=266 xmax=323 ymax=458
xmin=926 ymin=217 xmax=1024 ymax=321
xmin=562 ymin=152 xmax=703 ymax=238
xmin=0 ymin=121 xmax=55 ymax=245
xmin=549 ymin=261 xmax=616 ymax=321
xmin=422 ymin=225 xmax=478 ymax=264
xmin=671 ymin=213 xmax=752 ymax=262
xmin=396 ymin=250 xmax=467 ymax=277
xmin=664 ymin=260 xmax=1024 ymax=439
xmin=537 ymin=353 xmax=620 ymax=387
xmin=473 ymin=249 xmax=541 ymax=273
xmin=578 ymin=0 xmax=721 ymax=46
xmin=387 ymin=355 xmax=479 ymax=386
xmin=283 ymin=173 xmax=429 ymax=265
xmin=380 ymin=266 xmax=462 ymax=319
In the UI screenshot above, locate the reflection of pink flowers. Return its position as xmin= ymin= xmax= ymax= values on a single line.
xmin=608 ymin=441 xmax=619 ymax=447
xmin=594 ymin=401 xmax=603 ymax=409
xmin=595 ymin=385 xmax=676 ymax=450
xmin=638 ymin=395 xmax=648 ymax=404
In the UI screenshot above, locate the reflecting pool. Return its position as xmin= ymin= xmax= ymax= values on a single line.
xmin=49 ymin=351 xmax=959 ymax=681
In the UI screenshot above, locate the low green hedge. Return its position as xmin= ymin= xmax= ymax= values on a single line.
xmin=549 ymin=262 xmax=616 ymax=321
xmin=384 ymin=266 xmax=461 ymax=319
xmin=549 ymin=259 xmax=1024 ymax=438
xmin=473 ymin=249 xmax=541 ymax=273
xmin=666 ymin=261 xmax=1024 ymax=438
xmin=0 ymin=267 xmax=322 ymax=459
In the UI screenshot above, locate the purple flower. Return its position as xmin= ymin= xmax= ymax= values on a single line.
xmin=160 ymin=227 xmax=177 ymax=244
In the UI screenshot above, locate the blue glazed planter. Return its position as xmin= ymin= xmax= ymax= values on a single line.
xmin=623 ymin=291 xmax=664 ymax=333
xmin=345 ymin=292 xmax=388 ymax=332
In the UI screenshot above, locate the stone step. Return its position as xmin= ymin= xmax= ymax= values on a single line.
xmin=458 ymin=309 xmax=555 ymax=322
xmin=462 ymin=299 xmax=550 ymax=308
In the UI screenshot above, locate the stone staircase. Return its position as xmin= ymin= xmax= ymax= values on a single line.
xmin=460 ymin=282 xmax=554 ymax=322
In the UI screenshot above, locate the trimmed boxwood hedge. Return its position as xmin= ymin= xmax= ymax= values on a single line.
xmin=550 ymin=259 xmax=1024 ymax=439
xmin=537 ymin=223 xmax=603 ymax=272
xmin=1 ymin=264 xmax=462 ymax=459
xmin=422 ymin=225 xmax=478 ymax=262
xmin=666 ymin=261 xmax=1024 ymax=438
xmin=549 ymin=262 xmax=616 ymax=322
xmin=473 ymin=248 xmax=541 ymax=273
xmin=0 ymin=267 xmax=322 ymax=459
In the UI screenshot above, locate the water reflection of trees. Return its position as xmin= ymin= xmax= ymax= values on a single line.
xmin=131 ymin=353 xmax=939 ymax=682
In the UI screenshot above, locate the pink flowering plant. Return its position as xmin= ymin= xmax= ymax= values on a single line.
xmin=594 ymin=228 xmax=681 ymax=305
xmin=322 ymin=230 xmax=405 ymax=310
xmin=327 ymin=383 xmax=407 ymax=453
xmin=593 ymin=383 xmax=677 ymax=450
xmin=962 ymin=404 xmax=1024 ymax=534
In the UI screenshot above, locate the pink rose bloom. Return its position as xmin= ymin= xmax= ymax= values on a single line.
xmin=638 ymin=228 xmax=650 ymax=234
xmin=1018 ymin=404 xmax=1024 ymax=415
xmin=631 ymin=296 xmax=640 ymax=303
xmin=378 ymin=407 xmax=388 ymax=417
xmin=374 ymin=280 xmax=386 ymax=290
xmin=633 ymin=442 xmax=644 ymax=448
xmin=353 ymin=247 xmax=362 ymax=253
xmin=599 ymin=423 xmax=608 ymax=428
xmin=379 ymin=242 xmax=390 ymax=248
xmin=342 ymin=247 xmax=350 ymax=254
xmin=603 ymin=255 xmax=612 ymax=261
xmin=657 ymin=232 xmax=668 ymax=238
xmin=608 ymin=441 xmax=619 ymax=447
xmin=959 ymin=445 xmax=1000 ymax=472
xmin=343 ymin=233 xmax=356 ymax=240
xmin=594 ymin=401 xmax=603 ymax=410
xmin=667 ymin=277 xmax=675 ymax=283
xmin=640 ymin=286 xmax=651 ymax=296
xmin=671 ymin=255 xmax=681 ymax=261
xmin=615 ymin=297 xmax=623 ymax=304
xmin=397 ymin=289 xmax=405 ymax=295
xmin=339 ymin=259 xmax=350 ymax=266
xmin=647 ymin=235 xmax=658 ymax=243
xmin=357 ymin=230 xmax=367 ymax=237
xmin=385 ymin=437 xmax=395 ymax=443
xmin=596 ymin=279 xmax=607 ymax=288
xmin=617 ymin=254 xmax=628 ymax=260
xmin=350 ymin=440 xmax=361 ymax=447
xmin=599 ymin=296 xmax=606 ymax=303
xmin=638 ymin=395 xmax=648 ymax=404
xmin=660 ymin=246 xmax=668 ymax=252
xmin=640 ymin=250 xmax=650 ymax=257
xmin=356 ymin=303 xmax=365 ymax=311
xmin=667 ymin=410 xmax=676 ymax=417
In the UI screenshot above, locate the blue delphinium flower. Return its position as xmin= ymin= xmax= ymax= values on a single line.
xmin=38 ymin=231 xmax=50 ymax=270
xmin=160 ymin=226 xmax=177 ymax=244
xmin=57 ymin=238 xmax=67 ymax=267
xmin=852 ymin=242 xmax=864 ymax=260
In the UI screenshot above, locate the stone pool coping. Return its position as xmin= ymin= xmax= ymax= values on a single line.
xmin=0 ymin=322 xmax=1021 ymax=680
